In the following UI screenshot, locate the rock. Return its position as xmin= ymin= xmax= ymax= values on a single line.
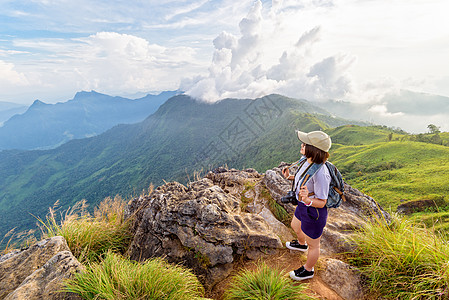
xmin=320 ymin=258 xmax=365 ymax=300
xmin=397 ymin=198 xmax=443 ymax=214
xmin=0 ymin=249 xmax=21 ymax=263
xmin=263 ymin=165 xmax=295 ymax=215
xmin=4 ymin=251 xmax=84 ymax=300
xmin=0 ymin=236 xmax=83 ymax=299
xmin=0 ymin=236 xmax=70 ymax=298
xmin=206 ymin=168 xmax=294 ymax=243
xmin=205 ymin=167 xmax=262 ymax=197
xmin=258 ymin=206 xmax=294 ymax=244
xmin=125 ymin=176 xmax=283 ymax=288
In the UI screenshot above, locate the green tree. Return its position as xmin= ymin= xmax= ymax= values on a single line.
xmin=427 ymin=124 xmax=440 ymax=134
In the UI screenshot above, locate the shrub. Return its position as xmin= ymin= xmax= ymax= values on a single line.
xmin=65 ymin=251 xmax=205 ymax=300
xmin=223 ymin=262 xmax=316 ymax=300
xmin=349 ymin=214 xmax=449 ymax=299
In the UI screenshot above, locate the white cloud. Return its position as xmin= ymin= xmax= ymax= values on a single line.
xmin=368 ymin=104 xmax=404 ymax=118
xmin=164 ymin=0 xmax=209 ymax=21
xmin=184 ymin=0 xmax=356 ymax=102
xmin=7 ymin=32 xmax=204 ymax=100
xmin=0 ymin=60 xmax=29 ymax=87
xmin=70 ymin=32 xmax=200 ymax=93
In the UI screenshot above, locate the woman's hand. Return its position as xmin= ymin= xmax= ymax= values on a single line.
xmin=282 ymin=167 xmax=290 ymax=179
xmin=299 ymin=186 xmax=309 ymax=202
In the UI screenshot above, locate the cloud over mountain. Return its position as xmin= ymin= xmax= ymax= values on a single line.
xmin=183 ymin=0 xmax=355 ymax=103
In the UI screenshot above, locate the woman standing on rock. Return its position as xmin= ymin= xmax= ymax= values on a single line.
xmin=282 ymin=130 xmax=331 ymax=281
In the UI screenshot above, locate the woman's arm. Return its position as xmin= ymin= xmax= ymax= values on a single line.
xmin=299 ymin=186 xmax=327 ymax=208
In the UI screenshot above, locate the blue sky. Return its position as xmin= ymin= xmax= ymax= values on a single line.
xmin=1 ymin=0 xmax=449 ymax=132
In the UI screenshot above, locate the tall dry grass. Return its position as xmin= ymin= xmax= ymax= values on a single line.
xmin=38 ymin=196 xmax=132 ymax=262
xmin=349 ymin=213 xmax=449 ymax=299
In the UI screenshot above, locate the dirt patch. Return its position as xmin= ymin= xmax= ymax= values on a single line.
xmin=206 ymin=249 xmax=344 ymax=300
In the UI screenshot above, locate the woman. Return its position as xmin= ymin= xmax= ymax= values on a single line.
xmin=282 ymin=130 xmax=331 ymax=281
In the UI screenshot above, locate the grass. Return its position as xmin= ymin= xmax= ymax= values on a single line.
xmin=64 ymin=251 xmax=206 ymax=300
xmin=37 ymin=196 xmax=132 ymax=263
xmin=240 ymin=181 xmax=256 ymax=211
xmin=0 ymin=227 xmax=38 ymax=255
xmin=331 ymin=141 xmax=449 ymax=209
xmin=348 ymin=213 xmax=449 ymax=299
xmin=223 ymin=262 xmax=316 ymax=300
xmin=410 ymin=210 xmax=449 ymax=232
xmin=261 ymin=185 xmax=291 ymax=225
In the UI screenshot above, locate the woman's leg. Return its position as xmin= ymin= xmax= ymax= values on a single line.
xmin=291 ymin=215 xmax=306 ymax=245
xmin=304 ymin=235 xmax=321 ymax=271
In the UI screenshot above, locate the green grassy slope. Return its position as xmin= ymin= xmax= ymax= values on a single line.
xmin=326 ymin=125 xmax=449 ymax=232
xmin=331 ymin=141 xmax=449 ymax=207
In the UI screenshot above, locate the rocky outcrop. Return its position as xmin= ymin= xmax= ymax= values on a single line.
xmin=125 ymin=176 xmax=282 ymax=288
xmin=125 ymin=164 xmax=391 ymax=298
xmin=205 ymin=168 xmax=294 ymax=243
xmin=397 ymin=198 xmax=444 ymax=214
xmin=0 ymin=236 xmax=83 ymax=299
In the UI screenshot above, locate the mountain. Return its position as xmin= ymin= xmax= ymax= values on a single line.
xmin=0 ymin=101 xmax=27 ymax=126
xmin=314 ymin=90 xmax=449 ymax=133
xmin=0 ymin=90 xmax=179 ymax=150
xmin=0 ymin=94 xmax=366 ymax=242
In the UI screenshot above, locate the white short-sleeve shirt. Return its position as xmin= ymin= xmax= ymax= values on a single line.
xmin=294 ymin=161 xmax=331 ymax=201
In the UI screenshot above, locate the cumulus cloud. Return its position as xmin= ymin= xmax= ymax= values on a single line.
xmin=368 ymin=104 xmax=404 ymax=118
xmin=184 ymin=0 xmax=355 ymax=103
xmin=68 ymin=32 xmax=199 ymax=93
xmin=9 ymin=32 xmax=203 ymax=101
xmin=0 ymin=60 xmax=29 ymax=87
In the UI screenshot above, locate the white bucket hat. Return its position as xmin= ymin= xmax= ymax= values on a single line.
xmin=296 ymin=130 xmax=331 ymax=152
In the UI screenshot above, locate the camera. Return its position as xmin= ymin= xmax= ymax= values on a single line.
xmin=281 ymin=190 xmax=297 ymax=205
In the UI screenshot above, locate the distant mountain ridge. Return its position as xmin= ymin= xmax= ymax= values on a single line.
xmin=0 ymin=90 xmax=179 ymax=150
xmin=0 ymin=101 xmax=27 ymax=126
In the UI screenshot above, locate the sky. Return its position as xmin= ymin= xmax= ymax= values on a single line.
xmin=1 ymin=0 xmax=449 ymax=132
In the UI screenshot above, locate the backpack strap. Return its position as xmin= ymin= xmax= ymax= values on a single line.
xmin=299 ymin=163 xmax=323 ymax=188
xmin=290 ymin=157 xmax=308 ymax=192
xmin=292 ymin=159 xmax=323 ymax=193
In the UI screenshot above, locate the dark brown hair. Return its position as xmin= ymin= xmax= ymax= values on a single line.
xmin=304 ymin=144 xmax=329 ymax=164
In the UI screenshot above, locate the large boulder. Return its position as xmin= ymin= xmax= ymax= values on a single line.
xmin=0 ymin=236 xmax=83 ymax=299
xmin=205 ymin=168 xmax=295 ymax=243
xmin=125 ymin=176 xmax=283 ymax=288
xmin=320 ymin=258 xmax=365 ymax=300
